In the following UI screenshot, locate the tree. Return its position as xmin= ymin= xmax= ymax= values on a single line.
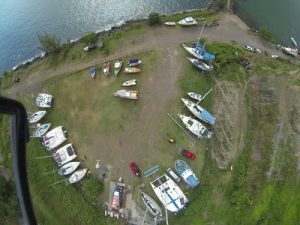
xmin=38 ymin=33 xmax=61 ymax=54
xmin=80 ymin=33 xmax=98 ymax=45
xmin=217 ymin=0 xmax=227 ymax=9
xmin=258 ymin=26 xmax=275 ymax=43
xmin=148 ymin=12 xmax=161 ymax=26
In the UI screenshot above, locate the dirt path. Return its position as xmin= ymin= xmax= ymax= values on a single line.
xmin=2 ymin=13 xmax=285 ymax=97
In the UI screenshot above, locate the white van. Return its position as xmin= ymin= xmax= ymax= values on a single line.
xmin=167 ymin=168 xmax=181 ymax=182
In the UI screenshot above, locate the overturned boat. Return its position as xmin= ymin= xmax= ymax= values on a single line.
xmin=114 ymin=89 xmax=139 ymax=100
xmin=53 ymin=143 xmax=77 ymax=166
xmin=181 ymin=98 xmax=216 ymax=125
xmin=68 ymin=168 xmax=88 ymax=184
xmin=58 ymin=161 xmax=81 ymax=176
xmin=140 ymin=192 xmax=162 ymax=217
xmin=175 ymin=160 xmax=200 ymax=188
xmin=186 ymin=57 xmax=213 ymax=71
xmin=178 ymin=114 xmax=212 ymax=139
xmin=28 ymin=111 xmax=47 ymax=124
xmin=42 ymin=126 xmax=67 ymax=151
xmin=150 ymin=174 xmax=188 ymax=213
xmin=32 ymin=123 xmax=51 ymax=137
xmin=35 ymin=93 xmax=53 ymax=108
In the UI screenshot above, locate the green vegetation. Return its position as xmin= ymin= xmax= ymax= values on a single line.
xmin=81 ymin=32 xmax=98 ymax=44
xmin=217 ymin=0 xmax=228 ymax=9
xmin=147 ymin=12 xmax=162 ymax=26
xmin=82 ymin=176 xmax=104 ymax=200
xmin=258 ymin=26 xmax=275 ymax=43
xmin=38 ymin=33 xmax=62 ymax=54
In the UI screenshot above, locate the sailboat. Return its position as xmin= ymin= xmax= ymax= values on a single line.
xmin=28 ymin=111 xmax=47 ymax=124
xmin=186 ymin=57 xmax=213 ymax=71
xmin=58 ymin=161 xmax=81 ymax=176
xmin=32 ymin=123 xmax=51 ymax=137
xmin=68 ymin=168 xmax=88 ymax=184
xmin=175 ymin=160 xmax=200 ymax=188
xmin=140 ymin=192 xmax=163 ymax=216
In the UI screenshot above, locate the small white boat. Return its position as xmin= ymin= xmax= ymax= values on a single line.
xmin=150 ymin=174 xmax=188 ymax=213
xmin=177 ymin=17 xmax=197 ymax=26
xmin=291 ymin=37 xmax=298 ymax=47
xmin=282 ymin=47 xmax=298 ymax=57
xmin=53 ymin=143 xmax=77 ymax=166
xmin=140 ymin=192 xmax=162 ymax=216
xmin=32 ymin=123 xmax=51 ymax=137
xmin=68 ymin=168 xmax=88 ymax=184
xmin=114 ymin=60 xmax=123 ymax=76
xmin=122 ymin=79 xmax=137 ymax=87
xmin=186 ymin=57 xmax=213 ymax=71
xmin=187 ymin=92 xmax=202 ymax=101
xmin=114 ymin=89 xmax=139 ymax=100
xmin=244 ymin=45 xmax=255 ymax=52
xmin=28 ymin=111 xmax=47 ymax=124
xmin=164 ymin=21 xmax=176 ymax=26
xmin=183 ymin=44 xmax=204 ymax=60
xmin=58 ymin=161 xmax=81 ymax=176
xmin=181 ymin=98 xmax=216 ymax=125
xmin=178 ymin=114 xmax=212 ymax=139
xmin=42 ymin=126 xmax=67 ymax=151
xmin=103 ymin=62 xmax=110 ymax=76
xmin=271 ymin=54 xmax=279 ymax=59
xmin=35 ymin=93 xmax=53 ymax=108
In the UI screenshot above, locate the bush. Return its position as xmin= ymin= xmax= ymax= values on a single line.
xmin=82 ymin=176 xmax=103 ymax=200
xmin=81 ymin=33 xmax=98 ymax=45
xmin=148 ymin=12 xmax=161 ymax=26
xmin=38 ymin=33 xmax=61 ymax=54
xmin=258 ymin=27 xmax=275 ymax=43
xmin=217 ymin=0 xmax=227 ymax=9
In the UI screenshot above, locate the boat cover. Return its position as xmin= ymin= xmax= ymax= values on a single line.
xmin=195 ymin=43 xmax=215 ymax=61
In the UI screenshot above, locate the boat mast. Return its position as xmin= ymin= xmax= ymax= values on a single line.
xmin=196 ymin=88 xmax=212 ymax=105
xmin=196 ymin=21 xmax=206 ymax=46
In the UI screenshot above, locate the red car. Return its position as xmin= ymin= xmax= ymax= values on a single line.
xmin=181 ymin=149 xmax=196 ymax=160
xmin=130 ymin=162 xmax=141 ymax=177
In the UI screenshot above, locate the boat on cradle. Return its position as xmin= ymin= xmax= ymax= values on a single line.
xmin=122 ymin=79 xmax=137 ymax=87
xmin=174 ymin=160 xmax=200 ymax=188
xmin=53 ymin=143 xmax=77 ymax=166
xmin=187 ymin=92 xmax=202 ymax=101
xmin=111 ymin=185 xmax=123 ymax=211
xmin=127 ymin=58 xmax=142 ymax=67
xmin=124 ymin=67 xmax=141 ymax=73
xmin=32 ymin=123 xmax=51 ymax=137
xmin=58 ymin=161 xmax=81 ymax=175
xmin=42 ymin=126 xmax=67 ymax=151
xmin=164 ymin=21 xmax=176 ymax=26
xmin=103 ymin=62 xmax=110 ymax=76
xmin=140 ymin=192 xmax=163 ymax=217
xmin=181 ymin=98 xmax=216 ymax=125
xmin=186 ymin=57 xmax=213 ymax=71
xmin=35 ymin=93 xmax=53 ymax=108
xmin=114 ymin=60 xmax=123 ymax=76
xmin=282 ymin=47 xmax=298 ymax=57
xmin=89 ymin=67 xmax=96 ymax=79
xmin=114 ymin=89 xmax=139 ymax=100
xmin=28 ymin=111 xmax=47 ymax=124
xmin=177 ymin=17 xmax=197 ymax=26
xmin=291 ymin=37 xmax=298 ymax=47
xmin=178 ymin=114 xmax=212 ymax=139
xmin=150 ymin=174 xmax=188 ymax=213
xmin=68 ymin=168 xmax=88 ymax=184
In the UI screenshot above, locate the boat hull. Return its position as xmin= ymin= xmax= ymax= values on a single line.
xmin=140 ymin=192 xmax=162 ymax=216
xmin=175 ymin=160 xmax=200 ymax=188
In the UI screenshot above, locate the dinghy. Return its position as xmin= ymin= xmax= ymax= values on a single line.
xmin=114 ymin=60 xmax=123 ymax=76
xmin=181 ymin=98 xmax=216 ymax=125
xmin=175 ymin=160 xmax=200 ymax=188
xmin=178 ymin=114 xmax=212 ymax=138
xmin=32 ymin=123 xmax=51 ymax=137
xmin=187 ymin=92 xmax=202 ymax=101
xmin=122 ymin=79 xmax=137 ymax=87
xmin=164 ymin=21 xmax=176 ymax=26
xmin=42 ymin=126 xmax=67 ymax=151
xmin=103 ymin=62 xmax=110 ymax=76
xmin=291 ymin=37 xmax=298 ymax=47
xmin=150 ymin=174 xmax=188 ymax=213
xmin=35 ymin=93 xmax=53 ymax=108
xmin=28 ymin=111 xmax=47 ymax=124
xmin=140 ymin=192 xmax=162 ymax=216
xmin=114 ymin=89 xmax=139 ymax=100
xmin=53 ymin=143 xmax=77 ymax=166
xmin=177 ymin=17 xmax=197 ymax=26
xmin=183 ymin=44 xmax=215 ymax=61
xmin=68 ymin=168 xmax=88 ymax=184
xmin=89 ymin=67 xmax=96 ymax=79
xmin=127 ymin=58 xmax=142 ymax=67
xmin=186 ymin=57 xmax=213 ymax=71
xmin=282 ymin=47 xmax=298 ymax=57
xmin=58 ymin=161 xmax=81 ymax=176
xmin=124 ymin=67 xmax=141 ymax=73
xmin=112 ymin=185 xmax=123 ymax=211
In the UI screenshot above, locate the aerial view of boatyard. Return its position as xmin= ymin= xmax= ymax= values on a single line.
xmin=1 ymin=0 xmax=300 ymax=225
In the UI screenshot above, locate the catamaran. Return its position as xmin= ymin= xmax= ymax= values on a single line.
xmin=150 ymin=174 xmax=188 ymax=213
xmin=35 ymin=93 xmax=53 ymax=108
xmin=178 ymin=114 xmax=212 ymax=138
xmin=175 ymin=160 xmax=200 ymax=188
xmin=140 ymin=192 xmax=163 ymax=217
xmin=181 ymin=98 xmax=216 ymax=125
xmin=42 ymin=126 xmax=67 ymax=151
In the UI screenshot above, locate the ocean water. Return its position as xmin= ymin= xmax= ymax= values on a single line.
xmin=234 ymin=0 xmax=300 ymax=47
xmin=0 ymin=0 xmax=208 ymax=74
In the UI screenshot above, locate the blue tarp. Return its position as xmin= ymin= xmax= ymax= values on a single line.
xmin=200 ymin=109 xmax=216 ymax=125
xmin=195 ymin=43 xmax=215 ymax=61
